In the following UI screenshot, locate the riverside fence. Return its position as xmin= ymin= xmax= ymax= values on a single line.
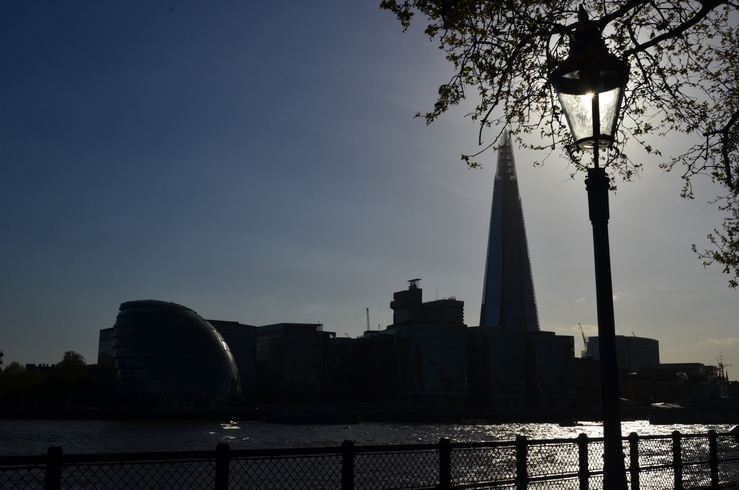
xmin=2 ymin=430 xmax=739 ymax=490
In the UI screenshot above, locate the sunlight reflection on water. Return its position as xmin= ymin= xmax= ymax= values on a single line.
xmin=0 ymin=419 xmax=732 ymax=456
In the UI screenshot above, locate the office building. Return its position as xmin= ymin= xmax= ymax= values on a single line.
xmin=97 ymin=327 xmax=115 ymax=369
xmin=480 ymin=132 xmax=539 ymax=331
xmin=587 ymin=335 xmax=659 ymax=373
xmin=379 ymin=281 xmax=467 ymax=410
xmin=208 ymin=320 xmax=257 ymax=400
xmin=467 ymin=327 xmax=527 ymax=411
xmin=111 ymin=300 xmax=241 ymax=405
xmin=255 ymin=323 xmax=334 ymax=404
xmin=466 ymin=328 xmax=574 ymax=412
xmin=391 ymin=278 xmax=464 ymax=326
xmin=525 ymin=331 xmax=575 ymax=409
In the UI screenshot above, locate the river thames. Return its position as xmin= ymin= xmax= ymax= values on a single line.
xmin=0 ymin=419 xmax=731 ymax=457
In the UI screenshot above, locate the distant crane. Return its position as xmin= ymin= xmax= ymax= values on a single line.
xmin=718 ymin=352 xmax=732 ymax=381
xmin=578 ymin=323 xmax=589 ymax=358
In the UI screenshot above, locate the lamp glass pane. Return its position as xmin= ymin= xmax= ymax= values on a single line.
xmin=558 ymin=92 xmax=593 ymax=143
xmin=599 ymin=85 xmax=622 ymax=138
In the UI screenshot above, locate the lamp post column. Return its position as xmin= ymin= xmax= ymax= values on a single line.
xmin=586 ymin=166 xmax=627 ymax=490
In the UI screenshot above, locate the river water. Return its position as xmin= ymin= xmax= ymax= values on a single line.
xmin=0 ymin=419 xmax=731 ymax=457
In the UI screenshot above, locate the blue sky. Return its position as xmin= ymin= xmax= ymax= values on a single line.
xmin=1 ymin=1 xmax=736 ymax=372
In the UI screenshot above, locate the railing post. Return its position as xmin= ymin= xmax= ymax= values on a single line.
xmin=578 ymin=433 xmax=589 ymax=490
xmin=516 ymin=435 xmax=528 ymax=490
xmin=341 ymin=440 xmax=355 ymax=490
xmin=672 ymin=431 xmax=683 ymax=490
xmin=628 ymin=432 xmax=640 ymax=490
xmin=708 ymin=430 xmax=719 ymax=489
xmin=44 ymin=446 xmax=63 ymax=490
xmin=214 ymin=443 xmax=230 ymax=490
xmin=439 ymin=438 xmax=452 ymax=490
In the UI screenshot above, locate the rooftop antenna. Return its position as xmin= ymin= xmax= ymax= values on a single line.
xmin=366 ymin=308 xmax=370 ymax=331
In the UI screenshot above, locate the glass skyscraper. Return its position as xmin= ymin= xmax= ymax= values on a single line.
xmin=480 ymin=133 xmax=540 ymax=331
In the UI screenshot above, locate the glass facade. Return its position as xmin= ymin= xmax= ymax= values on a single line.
xmin=467 ymin=327 xmax=527 ymax=411
xmin=587 ymin=335 xmax=660 ymax=373
xmin=112 ymin=300 xmax=240 ymax=398
xmin=526 ymin=332 xmax=574 ymax=410
xmin=208 ymin=320 xmax=257 ymax=399
xmin=480 ymin=133 xmax=539 ymax=331
xmin=378 ymin=324 xmax=467 ymax=409
xmin=255 ymin=323 xmax=332 ymax=404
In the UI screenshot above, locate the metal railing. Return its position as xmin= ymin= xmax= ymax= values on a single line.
xmin=1 ymin=430 xmax=738 ymax=489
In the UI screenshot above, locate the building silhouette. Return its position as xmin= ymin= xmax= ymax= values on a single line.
xmin=208 ymin=320 xmax=257 ymax=400
xmin=379 ymin=280 xmax=468 ymax=410
xmin=587 ymin=335 xmax=660 ymax=373
xmin=480 ymin=133 xmax=539 ymax=331
xmin=254 ymin=323 xmax=334 ymax=404
xmin=109 ymin=300 xmax=241 ymax=406
xmin=467 ymin=328 xmax=574 ymax=412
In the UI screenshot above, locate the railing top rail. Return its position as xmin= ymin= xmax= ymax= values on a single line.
xmin=449 ymin=440 xmax=516 ymax=449
xmin=526 ymin=436 xmax=595 ymax=445
xmin=354 ymin=443 xmax=440 ymax=453
xmin=0 ymin=454 xmax=47 ymax=466
xmin=627 ymin=432 xmax=725 ymax=441
xmin=229 ymin=446 xmax=342 ymax=458
xmin=62 ymin=450 xmax=217 ymax=464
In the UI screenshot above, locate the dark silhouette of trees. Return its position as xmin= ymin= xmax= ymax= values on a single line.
xmin=53 ymin=351 xmax=88 ymax=388
xmin=0 ymin=352 xmax=96 ymax=404
xmin=380 ymin=0 xmax=739 ymax=287
xmin=0 ymin=362 xmax=45 ymax=398
xmin=46 ymin=351 xmax=94 ymax=402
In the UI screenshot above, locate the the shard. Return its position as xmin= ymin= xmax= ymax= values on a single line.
xmin=479 ymin=133 xmax=540 ymax=331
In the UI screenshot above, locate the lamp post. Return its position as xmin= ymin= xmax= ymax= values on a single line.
xmin=550 ymin=12 xmax=629 ymax=490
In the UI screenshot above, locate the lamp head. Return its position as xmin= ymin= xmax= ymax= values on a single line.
xmin=550 ymin=18 xmax=629 ymax=151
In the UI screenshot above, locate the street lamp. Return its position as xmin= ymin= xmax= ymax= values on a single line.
xmin=550 ymin=11 xmax=630 ymax=490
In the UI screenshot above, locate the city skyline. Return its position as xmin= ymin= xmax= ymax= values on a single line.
xmin=0 ymin=2 xmax=736 ymax=370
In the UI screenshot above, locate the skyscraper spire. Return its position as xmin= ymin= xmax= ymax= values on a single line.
xmin=480 ymin=132 xmax=539 ymax=331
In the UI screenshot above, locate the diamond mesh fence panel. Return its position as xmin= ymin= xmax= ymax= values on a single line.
xmin=450 ymin=444 xmax=516 ymax=487
xmin=527 ymin=440 xmax=580 ymax=479
xmin=635 ymin=436 xmax=674 ymax=470
xmin=716 ymin=433 xmax=739 ymax=484
xmin=0 ymin=464 xmax=45 ymax=490
xmin=681 ymin=435 xmax=711 ymax=489
xmin=631 ymin=435 xmax=681 ymax=490
xmin=589 ymin=474 xmax=605 ymax=489
xmin=587 ymin=439 xmax=605 ymax=475
xmin=354 ymin=448 xmax=438 ymax=490
xmin=527 ymin=475 xmax=580 ymax=490
xmin=637 ymin=466 xmax=674 ymax=490
xmin=229 ymin=453 xmax=342 ymax=490
xmin=62 ymin=459 xmax=215 ymax=490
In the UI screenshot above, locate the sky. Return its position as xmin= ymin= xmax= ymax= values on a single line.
xmin=0 ymin=1 xmax=736 ymax=372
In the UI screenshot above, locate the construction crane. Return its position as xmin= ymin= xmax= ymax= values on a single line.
xmin=717 ymin=352 xmax=732 ymax=381
xmin=578 ymin=323 xmax=589 ymax=358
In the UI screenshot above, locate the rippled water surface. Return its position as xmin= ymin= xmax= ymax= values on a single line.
xmin=0 ymin=419 xmax=731 ymax=456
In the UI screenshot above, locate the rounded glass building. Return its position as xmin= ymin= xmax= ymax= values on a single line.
xmin=112 ymin=300 xmax=240 ymax=401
